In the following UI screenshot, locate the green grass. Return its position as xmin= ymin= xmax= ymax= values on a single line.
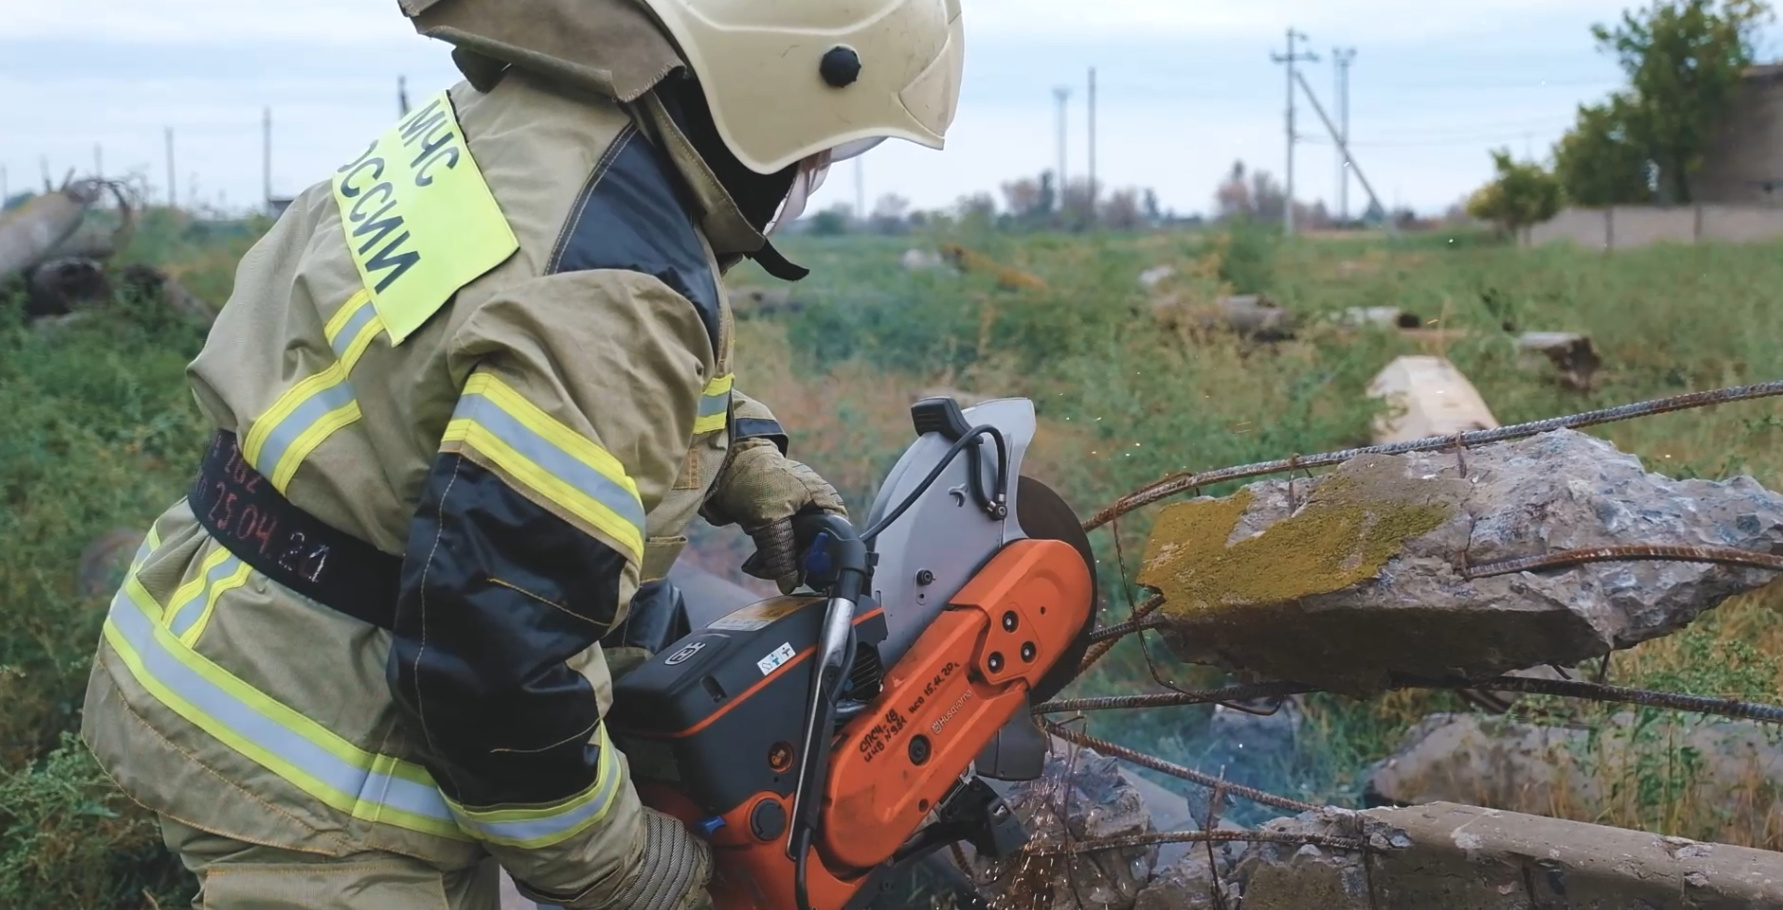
xmin=3 ymin=214 xmax=1782 ymax=904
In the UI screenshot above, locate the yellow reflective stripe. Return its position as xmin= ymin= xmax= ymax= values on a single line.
xmin=129 ymin=525 xmax=164 ymax=574
xmin=446 ymin=725 xmax=623 ymax=849
xmin=269 ymin=400 xmax=363 ymax=492
xmin=241 ymin=291 xmax=386 ymax=493
xmin=101 ymin=573 xmax=467 ymax=840
xmin=176 ymin=560 xmax=252 ymax=648
xmin=693 ymin=373 xmax=733 ymax=435
xmin=162 ymin=548 xmax=233 ymax=631
xmin=442 ymin=373 xmax=646 ymax=562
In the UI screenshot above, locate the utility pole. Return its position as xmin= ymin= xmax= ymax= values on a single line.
xmin=1333 ymin=47 xmax=1356 ymax=224
xmin=165 ymin=128 xmax=177 ymax=209
xmin=94 ymin=144 xmax=103 ymax=179
xmin=1053 ymin=86 xmax=1071 ymax=212
xmin=1272 ymin=29 xmax=1318 ymax=237
xmin=1087 ymin=67 xmax=1098 ymax=222
xmin=1292 ymin=69 xmax=1397 ymax=239
xmin=263 ymin=107 xmax=273 ymax=216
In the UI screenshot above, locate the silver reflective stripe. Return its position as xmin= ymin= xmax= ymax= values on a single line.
xmin=450 ymin=735 xmax=623 ymax=845
xmin=107 ymin=586 xmax=457 ymax=825
xmin=252 ymin=381 xmax=357 ymax=478
xmin=454 ymin=393 xmax=646 ymax=536
xmin=167 ymin=556 xmax=243 ymax=638
xmin=697 ymin=388 xmax=729 ymax=420
xmin=329 ymin=297 xmax=380 ymax=359
xmin=129 ymin=534 xmax=157 ymax=572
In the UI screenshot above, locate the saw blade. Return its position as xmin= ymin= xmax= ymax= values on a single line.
xmin=1014 ymin=475 xmax=1100 ymax=704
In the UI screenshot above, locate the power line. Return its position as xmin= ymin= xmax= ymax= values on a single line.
xmin=1271 ymin=28 xmax=1319 ymax=237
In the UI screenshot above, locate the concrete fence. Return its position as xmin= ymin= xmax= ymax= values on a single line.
xmin=1522 ymin=204 xmax=1783 ymax=250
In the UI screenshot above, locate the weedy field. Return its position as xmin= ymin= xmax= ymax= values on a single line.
xmin=1 ymin=212 xmax=1780 ymax=907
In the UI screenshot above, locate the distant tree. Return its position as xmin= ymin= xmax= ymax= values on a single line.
xmin=955 ymin=193 xmax=997 ymax=232
xmin=1143 ymin=189 xmax=1162 ymax=223
xmin=1060 ymin=178 xmax=1097 ymax=230
xmin=1466 ymin=149 xmax=1563 ymax=235
xmin=1588 ymin=0 xmax=1774 ymax=202
xmin=869 ymin=193 xmax=911 ymax=234
xmin=1214 ymin=161 xmax=1252 ymax=219
xmin=1305 ymin=200 xmax=1333 ymax=230
xmin=1553 ymin=93 xmax=1655 ymax=205
xmin=1000 ymin=178 xmax=1043 ymax=219
xmin=809 ymin=204 xmax=852 ymax=236
xmin=1361 ymin=198 xmax=1386 ymax=225
xmin=1036 ymin=171 xmax=1057 ymax=216
xmin=1249 ymin=170 xmax=1287 ymax=223
xmin=1099 ymin=188 xmax=1144 ymax=229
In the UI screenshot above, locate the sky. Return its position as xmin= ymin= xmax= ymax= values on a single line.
xmin=4 ymin=1 xmax=1778 ymax=220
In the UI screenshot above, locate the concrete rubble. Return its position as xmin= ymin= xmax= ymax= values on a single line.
xmin=973 ymin=748 xmax=1161 ymax=910
xmin=1366 ymin=355 xmax=1500 ymax=445
xmin=1516 ymin=331 xmax=1601 ymax=391
xmin=1136 ymin=428 xmax=1783 ymax=695
xmin=1365 ymin=712 xmax=1783 ymax=834
xmin=1151 ymin=293 xmax=1297 ymax=342
xmin=1236 ymin=803 xmax=1783 ymax=909
xmin=976 ymin=747 xmax=1783 ymax=909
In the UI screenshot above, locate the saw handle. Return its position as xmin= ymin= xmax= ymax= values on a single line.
xmin=786 ymin=513 xmax=870 ymax=910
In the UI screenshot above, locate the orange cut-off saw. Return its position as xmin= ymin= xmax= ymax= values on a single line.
xmin=607 ymin=396 xmax=1101 ymax=910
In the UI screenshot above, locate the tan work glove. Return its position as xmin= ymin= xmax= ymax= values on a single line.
xmin=523 ymin=808 xmax=713 ymax=910
xmin=704 ymin=437 xmax=848 ymax=594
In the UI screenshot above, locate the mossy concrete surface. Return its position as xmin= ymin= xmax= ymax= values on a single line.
xmin=1134 ymin=430 xmax=1783 ymax=696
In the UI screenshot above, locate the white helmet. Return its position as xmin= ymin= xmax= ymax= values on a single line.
xmin=636 ymin=0 xmax=966 ymax=177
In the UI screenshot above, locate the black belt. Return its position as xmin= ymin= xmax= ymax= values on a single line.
xmin=191 ymin=431 xmax=401 ymax=629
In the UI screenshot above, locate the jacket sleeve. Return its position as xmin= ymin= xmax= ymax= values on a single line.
xmin=387 ymin=269 xmax=712 ymax=903
xmin=727 ymin=388 xmax=788 ymax=455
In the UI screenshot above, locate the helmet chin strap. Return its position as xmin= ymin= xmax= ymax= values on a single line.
xmin=752 ymin=138 xmax=888 ymax=280
xmin=764 ymin=138 xmax=885 ymax=237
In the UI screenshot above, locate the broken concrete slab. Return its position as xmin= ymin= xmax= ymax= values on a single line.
xmin=1236 ymin=802 xmax=1783 ymax=909
xmin=1517 ymin=331 xmax=1601 ymax=391
xmin=1365 ymin=712 xmax=1783 ymax=838
xmin=1137 ymin=428 xmax=1783 ymax=695
xmin=1132 ymin=846 xmax=1241 ymax=910
xmin=1366 ymin=355 xmax=1500 ymax=445
xmin=974 ymin=747 xmax=1160 ymax=910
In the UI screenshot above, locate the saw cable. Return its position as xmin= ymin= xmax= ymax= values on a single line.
xmin=860 ymin=424 xmax=1009 ymax=543
xmin=1084 ymin=377 xmax=1783 ymax=531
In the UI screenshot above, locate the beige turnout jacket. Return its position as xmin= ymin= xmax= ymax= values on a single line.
xmin=81 ymin=63 xmax=788 ymax=906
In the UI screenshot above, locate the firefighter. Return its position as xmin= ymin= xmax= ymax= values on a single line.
xmin=78 ymin=0 xmax=964 ymax=907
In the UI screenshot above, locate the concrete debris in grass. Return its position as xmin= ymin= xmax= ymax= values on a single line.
xmin=1364 ymin=712 xmax=1783 ymax=835
xmin=1137 ymin=428 xmax=1783 ymax=695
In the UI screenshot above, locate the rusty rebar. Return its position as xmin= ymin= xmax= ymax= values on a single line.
xmin=1042 ymin=721 xmax=1324 ymax=813
xmin=1035 ymin=681 xmax=1315 ymax=715
xmin=1084 ymin=378 xmax=1783 ymax=531
xmin=1077 ymin=593 xmax=1165 ymax=673
xmin=1022 ymin=829 xmax=1364 ymax=857
xmin=1086 ymin=613 xmax=1164 ymax=644
xmin=1464 ymin=544 xmax=1783 ymax=579
xmin=1422 ymin=675 xmax=1783 ymax=724
xmin=1039 ymin=676 xmax=1783 ymax=725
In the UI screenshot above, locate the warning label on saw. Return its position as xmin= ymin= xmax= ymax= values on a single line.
xmin=709 ymin=598 xmax=817 ymax=632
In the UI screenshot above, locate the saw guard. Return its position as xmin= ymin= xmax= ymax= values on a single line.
xmin=819 ymin=537 xmax=1095 ymax=873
